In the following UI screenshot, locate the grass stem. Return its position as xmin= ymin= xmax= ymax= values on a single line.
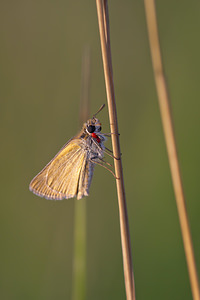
xmin=96 ymin=1 xmax=136 ymax=299
xmin=144 ymin=1 xmax=200 ymax=299
xmin=72 ymin=47 xmax=91 ymax=300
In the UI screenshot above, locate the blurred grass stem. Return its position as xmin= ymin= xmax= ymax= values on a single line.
xmin=144 ymin=1 xmax=200 ymax=299
xmin=96 ymin=1 xmax=136 ymax=299
xmin=79 ymin=46 xmax=91 ymax=125
xmin=72 ymin=47 xmax=91 ymax=300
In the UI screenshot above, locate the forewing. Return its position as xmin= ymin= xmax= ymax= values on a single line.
xmin=29 ymin=139 xmax=86 ymax=200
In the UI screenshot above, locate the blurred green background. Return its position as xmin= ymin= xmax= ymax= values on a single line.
xmin=1 ymin=1 xmax=200 ymax=299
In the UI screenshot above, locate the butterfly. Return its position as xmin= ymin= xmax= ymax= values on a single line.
xmin=29 ymin=105 xmax=115 ymax=200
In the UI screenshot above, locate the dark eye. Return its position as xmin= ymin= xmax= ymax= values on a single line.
xmin=87 ymin=125 xmax=95 ymax=133
xmin=99 ymin=126 xmax=102 ymax=132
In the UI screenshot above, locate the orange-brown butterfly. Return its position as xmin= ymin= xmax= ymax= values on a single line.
xmin=29 ymin=105 xmax=115 ymax=200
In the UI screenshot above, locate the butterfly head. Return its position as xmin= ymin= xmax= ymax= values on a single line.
xmin=85 ymin=117 xmax=102 ymax=135
xmin=83 ymin=104 xmax=105 ymax=136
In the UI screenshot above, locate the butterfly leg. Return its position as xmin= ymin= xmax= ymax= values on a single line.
xmin=105 ymin=146 xmax=113 ymax=153
xmin=104 ymin=148 xmax=120 ymax=160
xmin=98 ymin=157 xmax=113 ymax=167
xmin=92 ymin=137 xmax=121 ymax=160
xmin=99 ymin=135 xmax=122 ymax=159
xmin=104 ymin=147 xmax=122 ymax=159
xmin=89 ymin=157 xmax=119 ymax=179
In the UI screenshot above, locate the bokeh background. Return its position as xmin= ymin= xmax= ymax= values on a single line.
xmin=1 ymin=1 xmax=200 ymax=299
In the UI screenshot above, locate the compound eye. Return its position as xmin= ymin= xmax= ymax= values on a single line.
xmin=87 ymin=125 xmax=95 ymax=133
xmin=99 ymin=126 xmax=102 ymax=132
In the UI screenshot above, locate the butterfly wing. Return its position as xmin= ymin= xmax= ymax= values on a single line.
xmin=77 ymin=159 xmax=95 ymax=200
xmin=29 ymin=139 xmax=89 ymax=200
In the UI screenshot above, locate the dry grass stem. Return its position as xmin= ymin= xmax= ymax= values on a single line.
xmin=144 ymin=1 xmax=200 ymax=299
xmin=96 ymin=1 xmax=136 ymax=299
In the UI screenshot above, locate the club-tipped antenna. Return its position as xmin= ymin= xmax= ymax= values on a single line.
xmin=93 ymin=104 xmax=105 ymax=118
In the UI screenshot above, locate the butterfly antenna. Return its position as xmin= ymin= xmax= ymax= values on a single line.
xmin=93 ymin=104 xmax=105 ymax=118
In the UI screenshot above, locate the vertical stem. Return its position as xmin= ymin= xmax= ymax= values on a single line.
xmin=79 ymin=46 xmax=91 ymax=125
xmin=96 ymin=1 xmax=136 ymax=299
xmin=72 ymin=47 xmax=91 ymax=300
xmin=144 ymin=1 xmax=200 ymax=299
xmin=72 ymin=199 xmax=86 ymax=300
